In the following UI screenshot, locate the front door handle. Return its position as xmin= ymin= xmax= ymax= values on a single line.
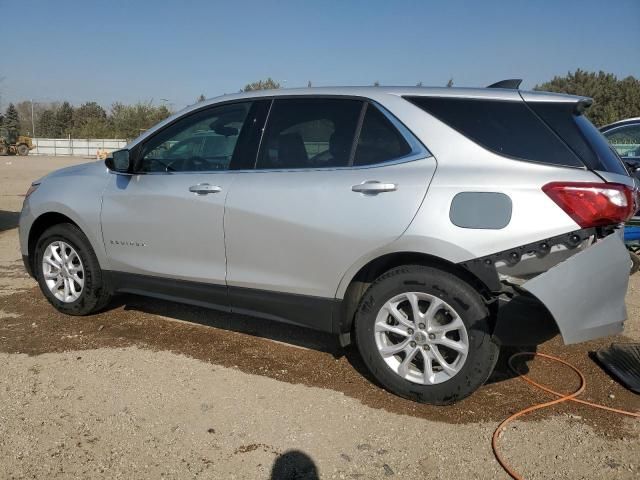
xmin=352 ymin=181 xmax=398 ymax=195
xmin=189 ymin=183 xmax=222 ymax=195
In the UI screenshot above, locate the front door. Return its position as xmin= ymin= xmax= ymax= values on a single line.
xmin=101 ymin=101 xmax=255 ymax=289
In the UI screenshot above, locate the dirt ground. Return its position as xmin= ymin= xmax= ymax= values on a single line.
xmin=0 ymin=155 xmax=639 ymax=479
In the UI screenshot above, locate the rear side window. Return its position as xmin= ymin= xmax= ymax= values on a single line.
xmin=353 ymin=105 xmax=412 ymax=166
xmin=256 ymin=98 xmax=363 ymax=169
xmin=404 ymin=96 xmax=584 ymax=168
xmin=527 ymin=101 xmax=628 ymax=175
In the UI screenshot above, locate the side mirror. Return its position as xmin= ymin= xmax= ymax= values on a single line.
xmin=106 ymin=149 xmax=131 ymax=173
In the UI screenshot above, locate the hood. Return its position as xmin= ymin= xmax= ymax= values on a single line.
xmin=37 ymin=160 xmax=107 ymax=184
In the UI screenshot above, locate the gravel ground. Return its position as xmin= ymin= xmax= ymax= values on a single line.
xmin=0 ymin=155 xmax=638 ymax=479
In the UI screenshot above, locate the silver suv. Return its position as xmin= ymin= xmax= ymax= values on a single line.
xmin=19 ymin=84 xmax=637 ymax=404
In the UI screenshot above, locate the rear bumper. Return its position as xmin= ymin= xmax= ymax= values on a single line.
xmin=521 ymin=232 xmax=629 ymax=344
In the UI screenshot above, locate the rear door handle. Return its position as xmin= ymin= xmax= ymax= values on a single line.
xmin=189 ymin=183 xmax=222 ymax=195
xmin=352 ymin=181 xmax=398 ymax=195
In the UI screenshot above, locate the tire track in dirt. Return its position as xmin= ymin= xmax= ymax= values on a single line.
xmin=1 ymin=286 xmax=638 ymax=435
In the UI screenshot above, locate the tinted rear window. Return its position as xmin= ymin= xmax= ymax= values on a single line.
xmin=405 ymin=96 xmax=584 ymax=168
xmin=526 ymin=101 xmax=628 ymax=176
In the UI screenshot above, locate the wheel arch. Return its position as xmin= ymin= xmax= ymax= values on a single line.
xmin=334 ymin=250 xmax=497 ymax=337
xmin=27 ymin=212 xmax=82 ymax=272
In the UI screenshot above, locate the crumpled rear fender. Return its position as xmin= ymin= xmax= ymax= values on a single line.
xmin=520 ymin=232 xmax=629 ymax=344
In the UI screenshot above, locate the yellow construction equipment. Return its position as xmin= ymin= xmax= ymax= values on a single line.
xmin=0 ymin=129 xmax=35 ymax=156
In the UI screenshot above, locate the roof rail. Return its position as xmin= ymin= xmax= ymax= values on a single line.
xmin=487 ymin=79 xmax=522 ymax=89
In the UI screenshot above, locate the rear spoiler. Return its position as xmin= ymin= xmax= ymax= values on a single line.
xmin=487 ymin=79 xmax=522 ymax=89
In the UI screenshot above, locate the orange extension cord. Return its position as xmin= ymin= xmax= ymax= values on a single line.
xmin=492 ymin=352 xmax=640 ymax=480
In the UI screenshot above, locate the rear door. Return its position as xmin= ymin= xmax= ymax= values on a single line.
xmin=224 ymin=97 xmax=435 ymax=326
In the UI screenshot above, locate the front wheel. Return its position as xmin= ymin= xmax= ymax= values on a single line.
xmin=16 ymin=144 xmax=29 ymax=156
xmin=35 ymin=223 xmax=112 ymax=315
xmin=354 ymin=265 xmax=499 ymax=404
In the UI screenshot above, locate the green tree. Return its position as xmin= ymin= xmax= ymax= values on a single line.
xmin=37 ymin=109 xmax=57 ymax=137
xmin=110 ymin=101 xmax=172 ymax=140
xmin=241 ymin=78 xmax=281 ymax=92
xmin=72 ymin=102 xmax=108 ymax=138
xmin=56 ymin=101 xmax=74 ymax=137
xmin=535 ymin=69 xmax=640 ymax=126
xmin=4 ymin=103 xmax=20 ymax=138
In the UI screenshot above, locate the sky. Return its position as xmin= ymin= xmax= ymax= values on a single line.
xmin=1 ymin=0 xmax=639 ymax=111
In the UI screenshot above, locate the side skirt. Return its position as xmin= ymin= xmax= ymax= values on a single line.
xmin=105 ymin=271 xmax=338 ymax=333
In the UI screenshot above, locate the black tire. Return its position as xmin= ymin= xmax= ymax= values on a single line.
xmin=34 ymin=223 xmax=112 ymax=315
xmin=354 ymin=265 xmax=499 ymax=405
xmin=0 ymin=144 xmax=7 ymax=156
xmin=16 ymin=144 xmax=29 ymax=156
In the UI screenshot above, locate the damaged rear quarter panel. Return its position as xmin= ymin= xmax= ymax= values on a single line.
xmin=521 ymin=232 xmax=629 ymax=344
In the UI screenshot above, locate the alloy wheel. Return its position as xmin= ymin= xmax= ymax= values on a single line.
xmin=374 ymin=292 xmax=469 ymax=385
xmin=42 ymin=240 xmax=85 ymax=303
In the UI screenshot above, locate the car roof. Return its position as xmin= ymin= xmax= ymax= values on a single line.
xmin=196 ymin=85 xmax=585 ymax=103
xmin=600 ymin=117 xmax=640 ymax=132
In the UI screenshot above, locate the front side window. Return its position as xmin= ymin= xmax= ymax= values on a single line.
xmin=138 ymin=102 xmax=251 ymax=172
xmin=603 ymin=124 xmax=640 ymax=159
xmin=256 ymin=98 xmax=363 ymax=169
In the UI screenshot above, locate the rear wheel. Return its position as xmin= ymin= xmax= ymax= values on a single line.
xmin=354 ymin=265 xmax=499 ymax=404
xmin=16 ymin=144 xmax=29 ymax=156
xmin=35 ymin=223 xmax=112 ymax=315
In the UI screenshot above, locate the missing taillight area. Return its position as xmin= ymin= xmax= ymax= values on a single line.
xmin=542 ymin=181 xmax=636 ymax=228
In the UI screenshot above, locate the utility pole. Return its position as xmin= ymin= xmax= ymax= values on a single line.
xmin=31 ymin=99 xmax=36 ymax=137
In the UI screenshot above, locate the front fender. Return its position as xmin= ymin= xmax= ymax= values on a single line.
xmin=20 ymin=164 xmax=110 ymax=269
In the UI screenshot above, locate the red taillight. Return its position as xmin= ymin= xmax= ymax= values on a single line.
xmin=542 ymin=181 xmax=636 ymax=228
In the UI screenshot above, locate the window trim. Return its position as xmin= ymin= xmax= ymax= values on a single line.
xmin=347 ymin=102 xmax=368 ymax=166
xmin=130 ymin=94 xmax=431 ymax=175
